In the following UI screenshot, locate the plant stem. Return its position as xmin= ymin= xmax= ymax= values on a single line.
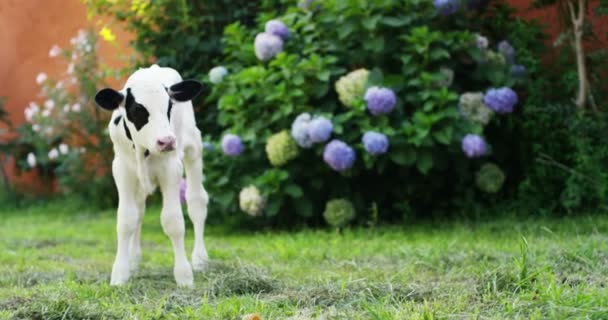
xmin=568 ymin=0 xmax=588 ymax=109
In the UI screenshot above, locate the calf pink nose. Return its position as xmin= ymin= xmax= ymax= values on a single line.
xmin=157 ymin=136 xmax=176 ymax=151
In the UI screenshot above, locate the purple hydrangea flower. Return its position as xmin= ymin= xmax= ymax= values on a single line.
xmin=222 ymin=134 xmax=244 ymax=156
xmin=484 ymin=87 xmax=518 ymax=114
xmin=308 ymin=117 xmax=333 ymax=143
xmin=291 ymin=113 xmax=313 ymax=148
xmin=434 ymin=0 xmax=461 ymax=15
xmin=462 ymin=134 xmax=487 ymax=158
xmin=362 ymin=131 xmax=389 ymax=155
xmin=265 ymin=20 xmax=290 ymax=40
xmin=323 ymin=140 xmax=356 ymax=171
xmin=498 ymin=40 xmax=515 ymax=64
xmin=254 ymin=33 xmax=283 ymax=61
xmin=510 ymin=64 xmax=527 ymax=78
xmin=364 ymin=87 xmax=396 ymax=116
xmin=180 ymin=178 xmax=187 ymax=205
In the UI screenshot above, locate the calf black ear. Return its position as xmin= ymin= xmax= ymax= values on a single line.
xmin=95 ymin=88 xmax=124 ymax=111
xmin=169 ymin=80 xmax=203 ymax=102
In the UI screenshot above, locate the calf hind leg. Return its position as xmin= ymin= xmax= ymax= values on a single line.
xmin=184 ymin=146 xmax=209 ymax=271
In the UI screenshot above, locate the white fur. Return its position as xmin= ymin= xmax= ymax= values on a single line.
xmin=107 ymin=65 xmax=209 ymax=287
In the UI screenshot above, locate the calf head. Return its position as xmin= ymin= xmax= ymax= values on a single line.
xmin=95 ymin=80 xmax=202 ymax=154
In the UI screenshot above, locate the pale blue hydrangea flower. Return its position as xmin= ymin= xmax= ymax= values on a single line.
xmin=364 ymin=87 xmax=396 ymax=116
xmin=462 ymin=134 xmax=487 ymax=158
xmin=510 ymin=64 xmax=527 ymax=78
xmin=222 ymin=134 xmax=244 ymax=156
xmin=254 ymin=33 xmax=283 ymax=61
xmin=265 ymin=20 xmax=290 ymax=40
xmin=362 ymin=131 xmax=389 ymax=155
xmin=291 ymin=113 xmax=314 ymax=148
xmin=323 ymin=140 xmax=356 ymax=171
xmin=498 ymin=40 xmax=515 ymax=63
xmin=484 ymin=87 xmax=518 ymax=114
xmin=434 ymin=0 xmax=460 ymax=15
xmin=308 ymin=117 xmax=333 ymax=143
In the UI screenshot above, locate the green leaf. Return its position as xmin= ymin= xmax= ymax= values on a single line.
xmin=381 ymin=16 xmax=411 ymax=27
xmin=284 ymin=184 xmax=303 ymax=198
xmin=390 ymin=149 xmax=416 ymax=166
xmin=265 ymin=198 xmax=282 ymax=216
xmin=294 ymin=197 xmax=314 ymax=217
xmin=433 ymin=127 xmax=453 ymax=145
xmin=416 ymin=151 xmax=434 ymax=174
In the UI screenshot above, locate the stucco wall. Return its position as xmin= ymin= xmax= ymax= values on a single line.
xmin=0 ymin=0 xmax=131 ymax=193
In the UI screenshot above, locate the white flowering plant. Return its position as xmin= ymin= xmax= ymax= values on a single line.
xmin=14 ymin=29 xmax=119 ymax=206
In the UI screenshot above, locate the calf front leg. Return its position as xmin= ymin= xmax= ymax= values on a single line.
xmin=159 ymin=161 xmax=193 ymax=287
xmin=110 ymin=158 xmax=140 ymax=285
xmin=184 ymin=146 xmax=209 ymax=271
xmin=129 ymin=196 xmax=145 ymax=272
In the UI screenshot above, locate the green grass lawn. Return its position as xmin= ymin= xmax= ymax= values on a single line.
xmin=0 ymin=203 xmax=607 ymax=319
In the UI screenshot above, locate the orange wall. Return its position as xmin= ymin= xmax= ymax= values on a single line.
xmin=0 ymin=0 xmax=131 ymax=193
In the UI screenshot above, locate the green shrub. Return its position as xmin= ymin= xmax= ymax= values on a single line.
xmin=197 ymin=0 xmax=538 ymax=225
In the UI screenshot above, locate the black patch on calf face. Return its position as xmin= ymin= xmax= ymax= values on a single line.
xmin=167 ymin=100 xmax=173 ymax=121
xmin=113 ymin=115 xmax=122 ymax=126
xmin=125 ymin=88 xmax=149 ymax=131
xmin=122 ymin=119 xmax=132 ymax=141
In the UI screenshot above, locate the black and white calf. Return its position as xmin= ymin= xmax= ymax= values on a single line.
xmin=94 ymin=65 xmax=208 ymax=286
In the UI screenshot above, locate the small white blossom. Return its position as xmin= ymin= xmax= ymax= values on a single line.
xmin=63 ymin=104 xmax=70 ymax=113
xmin=59 ymin=144 xmax=69 ymax=155
xmin=44 ymin=100 xmax=55 ymax=110
xmin=56 ymin=81 xmax=64 ymax=89
xmin=67 ymin=63 xmax=75 ymax=74
xmin=79 ymin=147 xmax=86 ymax=153
xmin=42 ymin=109 xmax=51 ymax=117
xmin=32 ymin=124 xmax=40 ymax=132
xmin=48 ymin=148 xmax=59 ymax=160
xmin=49 ymin=45 xmax=61 ymax=58
xmin=36 ymin=73 xmax=47 ymax=84
xmin=72 ymin=103 xmax=81 ymax=112
xmin=27 ymin=153 xmax=37 ymax=168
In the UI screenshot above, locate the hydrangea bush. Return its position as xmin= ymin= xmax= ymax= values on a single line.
xmin=197 ymin=0 xmax=530 ymax=226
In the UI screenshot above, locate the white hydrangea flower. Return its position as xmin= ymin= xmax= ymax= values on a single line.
xmin=239 ymin=185 xmax=265 ymax=216
xmin=209 ymin=66 xmax=228 ymax=84
xmin=335 ymin=69 xmax=370 ymax=107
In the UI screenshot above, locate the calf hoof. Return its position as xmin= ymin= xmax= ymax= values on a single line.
xmin=192 ymin=249 xmax=209 ymax=272
xmin=110 ymin=262 xmax=130 ymax=286
xmin=174 ymin=262 xmax=194 ymax=287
